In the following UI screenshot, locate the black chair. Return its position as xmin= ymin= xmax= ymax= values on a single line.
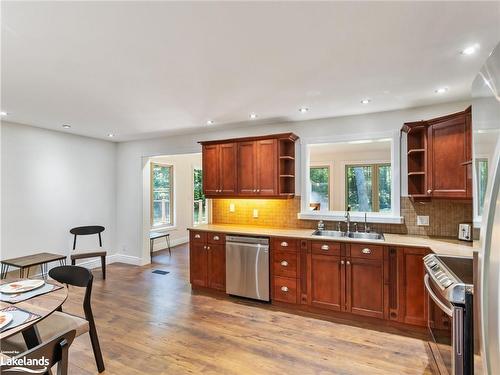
xmin=1 ymin=329 xmax=76 ymax=375
xmin=2 ymin=266 xmax=105 ymax=373
xmin=70 ymin=225 xmax=107 ymax=279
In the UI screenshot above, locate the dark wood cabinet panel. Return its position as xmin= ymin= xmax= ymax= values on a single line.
xmin=219 ymin=143 xmax=237 ymax=194
xmin=200 ymin=133 xmax=298 ymax=198
xmin=427 ymin=112 xmax=470 ymax=198
xmin=189 ymin=241 xmax=208 ymax=287
xmin=398 ymin=247 xmax=429 ymax=326
xmin=237 ymin=141 xmax=257 ymax=195
xmin=403 ymin=107 xmax=472 ymax=200
xmin=202 ymin=145 xmax=220 ymax=196
xmin=346 ymin=257 xmax=384 ymax=319
xmin=256 ymin=139 xmax=278 ymax=195
xmin=309 ymin=254 xmax=343 ymax=311
xmin=189 ymin=230 xmax=225 ymax=291
xmin=207 ymin=243 xmax=226 ymax=291
xmin=273 ymin=276 xmax=298 ymax=304
xmin=273 ymin=250 xmax=298 ymax=278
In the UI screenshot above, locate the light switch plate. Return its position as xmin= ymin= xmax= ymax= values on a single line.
xmin=229 ymin=203 xmax=235 ymax=213
xmin=417 ymin=215 xmax=430 ymax=226
xmin=253 ymin=209 xmax=259 ymax=218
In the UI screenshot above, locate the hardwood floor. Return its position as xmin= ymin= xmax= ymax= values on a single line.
xmin=62 ymin=244 xmax=437 ymax=374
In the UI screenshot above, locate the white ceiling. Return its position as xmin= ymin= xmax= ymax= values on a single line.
xmin=2 ymin=2 xmax=499 ymax=141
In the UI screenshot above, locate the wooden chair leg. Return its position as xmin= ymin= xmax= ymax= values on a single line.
xmin=88 ymin=322 xmax=105 ymax=373
xmin=101 ymin=256 xmax=106 ymax=280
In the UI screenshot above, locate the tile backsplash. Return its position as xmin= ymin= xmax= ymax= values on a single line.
xmin=211 ymin=197 xmax=472 ymax=238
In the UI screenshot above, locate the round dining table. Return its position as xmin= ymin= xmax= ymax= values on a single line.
xmin=0 ymin=278 xmax=68 ymax=342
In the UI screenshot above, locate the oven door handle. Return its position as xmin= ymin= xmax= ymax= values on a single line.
xmin=424 ymin=274 xmax=453 ymax=317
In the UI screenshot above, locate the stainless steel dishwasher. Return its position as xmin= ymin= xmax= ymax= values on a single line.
xmin=226 ymin=235 xmax=270 ymax=301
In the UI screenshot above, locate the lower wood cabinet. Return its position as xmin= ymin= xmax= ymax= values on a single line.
xmin=309 ymin=253 xmax=343 ymax=311
xmin=189 ymin=231 xmax=226 ymax=291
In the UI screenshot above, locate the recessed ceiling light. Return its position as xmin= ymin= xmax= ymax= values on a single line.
xmin=206 ymin=120 xmax=214 ymax=125
xmin=435 ymin=87 xmax=448 ymax=94
xmin=360 ymin=98 xmax=371 ymax=104
xmin=249 ymin=113 xmax=258 ymax=120
xmin=461 ymin=44 xmax=480 ymax=55
xmin=107 ymin=133 xmax=115 ymax=138
xmin=298 ymin=107 xmax=309 ymax=113
xmin=0 ymin=111 xmax=8 ymax=116
xmin=62 ymin=124 xmax=71 ymax=129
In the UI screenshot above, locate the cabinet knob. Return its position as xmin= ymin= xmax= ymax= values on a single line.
xmin=427 ymin=189 xmax=432 ymax=194
xmin=280 ymin=260 xmax=288 ymax=267
xmin=257 ymin=189 xmax=260 ymax=193
xmin=280 ymin=241 xmax=288 ymax=247
xmin=194 ymin=234 xmax=201 ymax=239
xmin=253 ymin=189 xmax=256 ymax=193
xmin=361 ymin=248 xmax=372 ymax=254
xmin=280 ymin=286 xmax=289 ymax=292
xmin=203 ymin=245 xmax=206 ymax=249
xmin=321 ymin=244 xmax=329 ymax=251
xmin=341 ymin=260 xmax=345 ymax=265
xmin=213 ymin=235 xmax=220 ymax=241
xmin=207 ymin=246 xmax=210 ymax=250
xmin=346 ymin=260 xmax=351 ymax=265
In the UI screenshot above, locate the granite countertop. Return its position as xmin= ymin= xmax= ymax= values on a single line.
xmin=188 ymin=224 xmax=479 ymax=257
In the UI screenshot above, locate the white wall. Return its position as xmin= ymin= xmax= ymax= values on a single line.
xmin=116 ymin=100 xmax=471 ymax=261
xmin=1 ymin=122 xmax=117 ymax=264
xmin=146 ymin=153 xmax=202 ymax=250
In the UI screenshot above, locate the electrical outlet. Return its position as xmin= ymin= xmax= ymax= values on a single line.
xmin=417 ymin=215 xmax=429 ymax=226
xmin=253 ymin=209 xmax=259 ymax=218
xmin=229 ymin=203 xmax=235 ymax=212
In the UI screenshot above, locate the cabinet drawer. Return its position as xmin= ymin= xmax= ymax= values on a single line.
xmin=273 ymin=251 xmax=298 ymax=278
xmin=350 ymin=243 xmax=383 ymax=260
xmin=190 ymin=231 xmax=207 ymax=243
xmin=273 ymin=276 xmax=298 ymax=304
xmin=311 ymin=241 xmax=341 ymax=256
xmin=272 ymin=238 xmax=299 ymax=252
xmin=207 ymin=232 xmax=226 ymax=244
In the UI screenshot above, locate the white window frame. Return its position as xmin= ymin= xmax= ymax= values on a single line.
xmin=150 ymin=162 xmax=174 ymax=228
xmin=299 ymin=130 xmax=403 ymax=224
xmin=192 ymin=165 xmax=209 ymax=226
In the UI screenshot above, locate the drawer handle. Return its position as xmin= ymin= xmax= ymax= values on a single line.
xmin=321 ymin=244 xmax=329 ymax=251
xmin=213 ymin=235 xmax=220 ymax=241
xmin=280 ymin=260 xmax=288 ymax=267
xmin=194 ymin=234 xmax=201 ymax=239
xmin=280 ymin=286 xmax=289 ymax=292
xmin=362 ymin=248 xmax=372 ymax=254
xmin=280 ymin=241 xmax=288 ymax=247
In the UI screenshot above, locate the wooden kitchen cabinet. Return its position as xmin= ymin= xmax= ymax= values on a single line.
xmin=346 ymin=255 xmax=385 ymax=319
xmin=202 ymin=143 xmax=237 ymax=196
xmin=309 ymin=253 xmax=343 ymax=311
xmin=402 ymin=106 xmax=472 ymax=200
xmin=189 ymin=230 xmax=226 ymax=291
xmin=397 ymin=247 xmax=430 ymax=326
xmin=200 ymin=133 xmax=298 ymax=198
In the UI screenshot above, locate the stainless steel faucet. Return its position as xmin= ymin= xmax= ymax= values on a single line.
xmin=318 ymin=220 xmax=325 ymax=231
xmin=345 ymin=206 xmax=351 ymax=233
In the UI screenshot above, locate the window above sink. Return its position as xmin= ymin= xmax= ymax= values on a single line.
xmin=299 ymin=131 xmax=404 ymax=224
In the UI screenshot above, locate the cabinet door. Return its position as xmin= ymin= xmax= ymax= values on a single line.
xmin=427 ymin=113 xmax=470 ymax=198
xmin=189 ymin=241 xmax=208 ymax=287
xmin=398 ymin=247 xmax=429 ymax=326
xmin=202 ymin=144 xmax=220 ymax=195
xmin=219 ymin=143 xmax=237 ymax=195
xmin=256 ymin=139 xmax=278 ymax=195
xmin=346 ymin=257 xmax=384 ymax=319
xmin=237 ymin=141 xmax=257 ymax=195
xmin=207 ymin=243 xmax=226 ymax=291
xmin=309 ymin=254 xmax=343 ymax=311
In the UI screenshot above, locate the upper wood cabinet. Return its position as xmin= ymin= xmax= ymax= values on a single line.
xmin=202 ymin=143 xmax=237 ymax=196
xmin=200 ymin=133 xmax=298 ymax=198
xmin=403 ymin=107 xmax=472 ymax=200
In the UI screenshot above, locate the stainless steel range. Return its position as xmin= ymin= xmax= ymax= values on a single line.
xmin=423 ymin=254 xmax=474 ymax=375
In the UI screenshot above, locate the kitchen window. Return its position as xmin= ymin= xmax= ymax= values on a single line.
xmin=151 ymin=163 xmax=174 ymax=227
xmin=193 ymin=168 xmax=208 ymax=225
xmin=309 ymin=166 xmax=330 ymax=211
xmin=346 ymin=163 xmax=391 ymax=212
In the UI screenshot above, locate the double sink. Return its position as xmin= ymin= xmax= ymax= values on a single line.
xmin=312 ymin=229 xmax=385 ymax=241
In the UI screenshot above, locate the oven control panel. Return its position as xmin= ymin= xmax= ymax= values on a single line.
xmin=424 ymin=254 xmax=454 ymax=289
